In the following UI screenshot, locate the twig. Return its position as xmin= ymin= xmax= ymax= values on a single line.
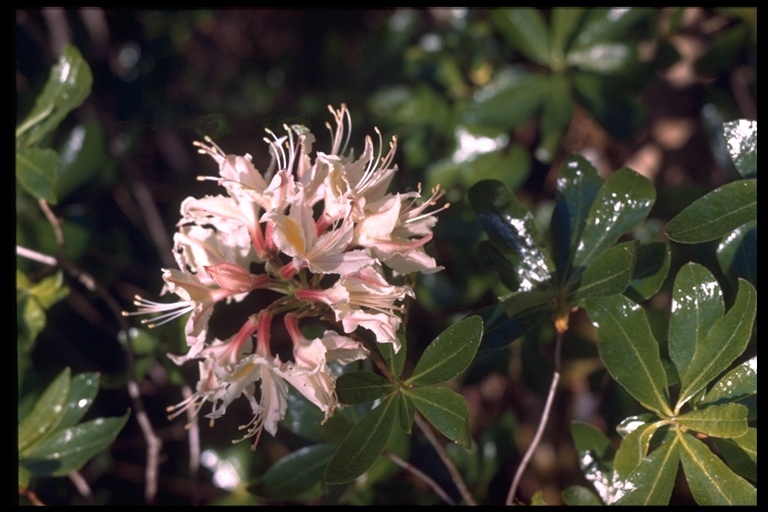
xmin=384 ymin=449 xmax=456 ymax=505
xmin=182 ymin=385 xmax=201 ymax=505
xmin=414 ymin=413 xmax=477 ymax=506
xmin=505 ymin=329 xmax=565 ymax=505
xmin=68 ymin=470 xmax=94 ymax=505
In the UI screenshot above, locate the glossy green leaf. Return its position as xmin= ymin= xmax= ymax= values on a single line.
xmin=678 ymin=279 xmax=756 ymax=407
xmin=570 ymin=421 xmax=616 ymax=504
xmin=17 ymin=270 xmax=68 ymax=353
xmin=717 ymin=221 xmax=756 ymax=287
xmin=550 ymin=8 xmax=585 ymax=59
xmin=475 ymin=302 xmax=544 ymax=352
xmin=615 ymin=413 xmax=658 ymax=438
xmin=573 ymin=167 xmax=655 ymax=273
xmin=561 ymin=485 xmax=603 ymax=506
xmin=405 ymin=387 xmax=471 ymax=448
xmin=406 ymin=315 xmax=482 ymax=386
xmin=461 ymin=67 xmax=548 ymax=133
xmin=56 ymin=120 xmax=108 ymax=201
xmin=324 ymin=395 xmax=397 ymax=484
xmin=614 ymin=433 xmax=679 ymax=505
xmin=57 ymin=372 xmax=100 ymax=430
xmin=567 ymin=43 xmax=635 ymax=74
xmin=722 ymin=119 xmax=756 ymax=179
xmin=665 ymin=178 xmax=756 ymax=243
xmin=568 ymin=8 xmax=653 ymax=52
xmin=397 ymin=392 xmax=415 ymax=434
xmin=16 ymin=45 xmax=93 ymax=148
xmin=571 ymin=241 xmax=636 ymax=302
xmin=18 ymin=368 xmax=71 ymax=453
xmin=624 ymin=242 xmax=670 ymax=302
xmin=21 ymin=412 xmax=129 ymax=477
xmin=255 ymin=443 xmax=337 ymax=498
xmin=701 ymin=356 xmax=756 ymax=406
xmin=469 ymin=179 xmax=553 ymax=292
xmin=678 ymin=431 xmax=756 ymax=505
xmin=499 ymin=289 xmax=555 ymax=320
xmin=676 ymin=403 xmax=747 ymax=438
xmin=536 ymin=72 xmax=573 ymax=163
xmin=614 ymin=421 xmax=663 ymax=479
xmin=549 ymin=154 xmax=602 ymax=284
xmin=336 ymin=371 xmax=395 ymax=405
xmin=489 ymin=9 xmax=551 ymax=66
xmin=16 ymin=146 xmax=59 ymax=204
xmin=668 ymin=263 xmax=724 ymax=381
xmin=714 ymin=428 xmax=756 ymax=482
xmin=585 ymin=295 xmax=672 ymax=416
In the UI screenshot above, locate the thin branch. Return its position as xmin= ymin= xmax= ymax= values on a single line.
xmin=182 ymin=384 xmax=201 ymax=506
xmin=384 ymin=449 xmax=456 ymax=505
xmin=414 ymin=413 xmax=477 ymax=506
xmin=16 ymin=245 xmax=58 ymax=266
xmin=505 ymin=329 xmax=565 ymax=505
xmin=68 ymin=470 xmax=94 ymax=505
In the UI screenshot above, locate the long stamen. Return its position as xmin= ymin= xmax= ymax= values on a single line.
xmin=122 ymin=295 xmax=194 ymax=328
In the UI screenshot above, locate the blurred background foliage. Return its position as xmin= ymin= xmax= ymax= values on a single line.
xmin=16 ymin=8 xmax=755 ymax=505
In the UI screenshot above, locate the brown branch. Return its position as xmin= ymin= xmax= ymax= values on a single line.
xmin=384 ymin=449 xmax=456 ymax=505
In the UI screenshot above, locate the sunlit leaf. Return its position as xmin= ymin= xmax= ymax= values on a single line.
xmin=405 ymin=387 xmax=471 ymax=448
xmin=489 ymin=8 xmax=551 ymax=66
xmin=324 ymin=395 xmax=397 ymax=484
xmin=255 ymin=443 xmax=337 ymax=498
xmin=20 ymin=412 xmax=129 ymax=477
xmin=571 ymin=241 xmax=636 ymax=302
xmin=678 ymin=431 xmax=756 ymax=505
xmin=18 ymin=368 xmax=71 ymax=453
xmin=567 ymin=43 xmax=635 ymax=75
xmin=570 ymin=421 xmax=616 ymax=504
xmin=614 ymin=432 xmax=679 ymax=505
xmin=568 ymin=8 xmax=654 ymax=51
xmin=549 ymin=154 xmax=602 ymax=284
xmin=468 ymin=179 xmax=553 ymax=292
xmin=701 ymin=356 xmax=756 ymax=406
xmin=57 ymin=372 xmax=100 ymax=430
xmin=668 ymin=262 xmax=724 ymax=382
xmin=678 ymin=279 xmax=756 ymax=407
xmin=665 ymin=179 xmax=756 ymax=243
xmin=406 ymin=315 xmax=482 ymax=386
xmin=336 ymin=371 xmax=395 ymax=405
xmin=613 ymin=420 xmax=663 ymax=479
xmin=572 ymin=167 xmax=655 ymax=273
xmin=16 ymin=145 xmax=59 ymax=204
xmin=16 ymin=45 xmax=93 ymax=148
xmin=722 ymin=119 xmax=756 ymax=179
xmin=675 ymin=403 xmax=748 ymax=438
xmin=584 ymin=295 xmax=671 ymax=416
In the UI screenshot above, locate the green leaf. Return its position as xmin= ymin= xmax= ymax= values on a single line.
xmin=614 ymin=421 xmax=663 ymax=479
xmin=405 ymin=387 xmax=471 ymax=448
xmin=567 ymin=43 xmax=635 ymax=74
xmin=572 ymin=167 xmax=655 ymax=272
xmin=255 ymin=443 xmax=337 ymax=498
xmin=461 ymin=67 xmax=549 ymax=133
xmin=668 ymin=263 xmax=724 ymax=382
xmin=722 ymin=119 xmax=756 ymax=179
xmin=701 ymin=356 xmax=756 ymax=406
xmin=571 ymin=71 xmax=646 ymax=140
xmin=665 ymin=179 xmax=756 ymax=243
xmin=717 ymin=221 xmax=756 ymax=287
xmin=571 ymin=241 xmax=636 ymax=302
xmin=585 ymin=295 xmax=672 ymax=416
xmin=499 ymin=289 xmax=555 ymax=327
xmin=549 ymin=153 xmax=603 ymax=284
xmin=570 ymin=421 xmax=616 ymax=504
xmin=468 ymin=179 xmax=553 ymax=292
xmin=714 ymin=428 xmax=756 ymax=482
xmin=21 ymin=413 xmax=129 ymax=477
xmin=18 ymin=368 xmax=72 ymax=453
xmin=489 ymin=9 xmax=551 ymax=66
xmin=16 ymin=146 xmax=60 ymax=204
xmin=625 ymin=242 xmax=670 ymax=302
xmin=561 ymin=485 xmax=603 ymax=506
xmin=678 ymin=279 xmax=756 ymax=407
xmin=536 ymin=72 xmax=573 ymax=163
xmin=57 ymin=372 xmax=100 ymax=430
xmin=568 ymin=8 xmax=653 ymax=51
xmin=678 ymin=431 xmax=756 ymax=505
xmin=550 ymin=8 xmax=585 ymax=59
xmin=614 ymin=433 xmax=679 ymax=505
xmin=675 ymin=403 xmax=748 ymax=438
xmin=378 ymin=332 xmax=407 ymax=379
xmin=56 ymin=120 xmax=108 ymax=201
xmin=16 ymin=45 xmax=93 ymax=148
xmin=406 ymin=315 xmax=483 ymax=386
xmin=336 ymin=371 xmax=395 ymax=405
xmin=397 ymin=392 xmax=415 ymax=434
xmin=324 ymin=395 xmax=398 ymax=484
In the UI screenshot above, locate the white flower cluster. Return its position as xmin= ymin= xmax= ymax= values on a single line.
xmin=125 ymin=105 xmax=447 ymax=448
